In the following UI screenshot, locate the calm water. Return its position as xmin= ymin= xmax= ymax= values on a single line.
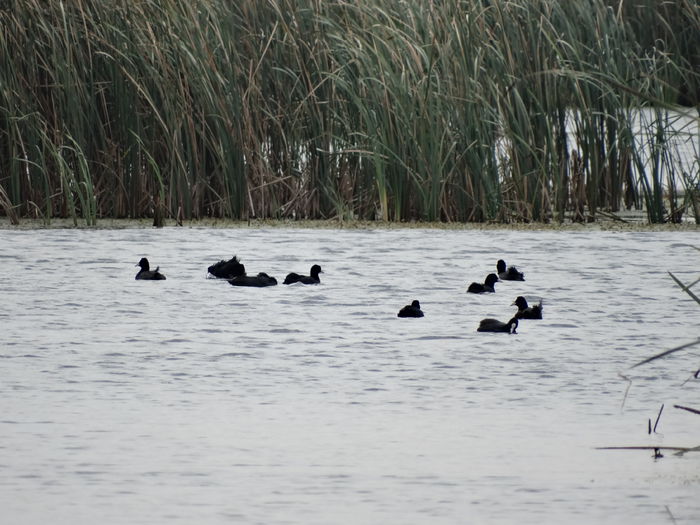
xmin=2 ymin=226 xmax=700 ymax=524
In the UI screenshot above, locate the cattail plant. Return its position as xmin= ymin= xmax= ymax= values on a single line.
xmin=0 ymin=0 xmax=697 ymax=224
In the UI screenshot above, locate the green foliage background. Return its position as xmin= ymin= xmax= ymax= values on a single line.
xmin=0 ymin=0 xmax=698 ymax=224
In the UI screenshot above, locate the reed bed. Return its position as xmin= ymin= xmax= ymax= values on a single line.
xmin=0 ymin=0 xmax=698 ymax=225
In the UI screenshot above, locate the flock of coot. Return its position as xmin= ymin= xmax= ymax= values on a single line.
xmin=397 ymin=259 xmax=542 ymax=333
xmin=136 ymin=256 xmax=541 ymax=333
xmin=137 ymin=255 xmax=323 ymax=287
xmin=473 ymin=259 xmax=541 ymax=333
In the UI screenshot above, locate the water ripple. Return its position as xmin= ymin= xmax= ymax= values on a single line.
xmin=1 ymin=227 xmax=700 ymax=525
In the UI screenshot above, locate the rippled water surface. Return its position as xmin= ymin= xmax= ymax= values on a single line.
xmin=2 ymin=226 xmax=700 ymax=524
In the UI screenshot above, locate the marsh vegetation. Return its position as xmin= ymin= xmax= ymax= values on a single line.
xmin=0 ymin=0 xmax=698 ymax=225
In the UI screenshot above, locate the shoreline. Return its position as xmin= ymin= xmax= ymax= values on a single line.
xmin=1 ymin=217 xmax=699 ymax=232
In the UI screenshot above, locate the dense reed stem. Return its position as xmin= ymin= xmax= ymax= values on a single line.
xmin=0 ymin=0 xmax=697 ymax=224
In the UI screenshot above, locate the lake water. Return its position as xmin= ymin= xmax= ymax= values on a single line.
xmin=2 ymin=225 xmax=700 ymax=524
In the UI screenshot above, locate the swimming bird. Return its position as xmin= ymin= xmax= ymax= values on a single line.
xmin=397 ymin=300 xmax=424 ymax=318
xmin=513 ymin=296 xmax=543 ymax=319
xmin=467 ymin=273 xmax=499 ymax=293
xmin=135 ymin=258 xmax=166 ymax=280
xmin=228 ymin=272 xmax=278 ymax=287
xmin=284 ymin=264 xmax=323 ymax=285
xmin=208 ymin=255 xmax=246 ymax=279
xmin=497 ymin=259 xmax=525 ymax=281
xmin=477 ymin=316 xmax=518 ymax=333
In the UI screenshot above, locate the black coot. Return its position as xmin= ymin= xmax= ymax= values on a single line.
xmin=284 ymin=264 xmax=322 ymax=285
xmin=467 ymin=273 xmax=499 ymax=293
xmin=397 ymin=300 xmax=424 ymax=318
xmin=135 ymin=258 xmax=166 ymax=280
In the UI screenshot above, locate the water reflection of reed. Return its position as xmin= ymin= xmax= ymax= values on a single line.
xmin=0 ymin=0 xmax=698 ymax=226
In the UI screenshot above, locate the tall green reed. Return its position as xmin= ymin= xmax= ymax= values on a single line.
xmin=0 ymin=0 xmax=697 ymax=224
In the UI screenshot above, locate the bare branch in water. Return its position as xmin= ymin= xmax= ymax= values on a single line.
xmin=619 ymin=372 xmax=632 ymax=410
xmin=665 ymin=505 xmax=678 ymax=525
xmin=597 ymin=445 xmax=700 ymax=457
xmin=653 ymin=404 xmax=664 ymax=433
xmin=685 ymin=275 xmax=700 ymax=289
xmin=668 ymin=271 xmax=700 ymax=305
xmin=627 ymin=268 xmax=700 ymax=371
xmin=680 ymin=368 xmax=700 ymax=386
xmin=630 ymin=338 xmax=700 ymax=369
xmin=674 ymin=404 xmax=700 ymax=416
xmin=597 ymin=446 xmax=693 ymax=451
